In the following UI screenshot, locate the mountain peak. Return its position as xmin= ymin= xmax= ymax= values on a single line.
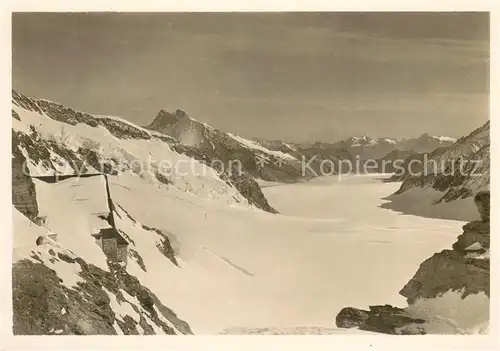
xmin=175 ymin=109 xmax=187 ymax=118
xmin=147 ymin=108 xmax=189 ymax=130
xmin=417 ymin=133 xmax=457 ymax=143
xmin=346 ymin=135 xmax=376 ymax=147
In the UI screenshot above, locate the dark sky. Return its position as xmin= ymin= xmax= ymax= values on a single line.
xmin=12 ymin=12 xmax=489 ymax=142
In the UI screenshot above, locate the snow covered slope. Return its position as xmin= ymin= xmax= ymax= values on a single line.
xmin=145 ymin=109 xmax=310 ymax=181
xmin=382 ymin=121 xmax=490 ymax=221
xmin=12 ymin=90 xmax=277 ymax=212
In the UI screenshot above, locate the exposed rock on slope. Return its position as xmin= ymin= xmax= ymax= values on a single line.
xmin=382 ymin=122 xmax=489 ymax=221
xmin=391 ymin=122 xmax=488 ymax=183
xmin=12 ymin=204 xmax=192 ymax=335
xmin=13 ymin=90 xmax=277 ymax=335
xmin=392 ymin=144 xmax=490 ymax=201
xmin=12 ymin=138 xmax=39 ymax=220
xmin=398 ymin=133 xmax=456 ymax=155
xmin=150 ymin=110 xmax=456 ymax=178
xmin=336 ymin=191 xmax=490 ymax=334
xmin=336 ymin=305 xmax=426 ymax=335
xmin=400 ymin=191 xmax=490 ymax=305
xmin=171 ymin=142 xmax=278 ymax=213
xmin=12 ymin=90 xmax=275 ymax=213
xmin=11 ymin=168 xmax=194 ymax=336
xmin=146 ymin=109 xmax=311 ymax=181
xmin=388 ymin=146 xmax=449 ymax=182
xmin=13 ymin=244 xmax=192 ymax=335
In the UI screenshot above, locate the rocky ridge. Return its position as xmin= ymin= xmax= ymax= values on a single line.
xmin=12 ymin=90 xmax=276 ymax=213
xmin=146 ymin=109 xmax=317 ymax=181
xmin=336 ymin=190 xmax=490 ymax=334
xmin=389 ymin=121 xmax=490 ymax=204
xmin=263 ymin=134 xmax=454 ymax=161
xmin=253 ymin=133 xmax=455 ymax=175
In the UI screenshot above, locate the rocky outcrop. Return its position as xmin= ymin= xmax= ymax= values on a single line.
xmin=12 ymin=132 xmax=39 ymax=220
xmin=220 ymin=169 xmax=278 ymax=213
xmin=381 ymin=122 xmax=489 ymax=222
xmin=12 ymin=90 xmax=279 ymax=214
xmin=13 ymin=247 xmax=193 ymax=335
xmin=433 ymin=145 xmax=490 ymax=203
xmin=391 ymin=122 xmax=489 ymax=201
xmin=147 ymin=109 xmax=312 ymax=181
xmin=399 ymin=133 xmax=456 ymax=154
xmin=336 ymin=305 xmax=426 ymax=335
xmin=146 ymin=109 xmax=194 ymax=143
xmin=113 ymin=204 xmax=180 ymax=268
xmin=336 ymin=191 xmax=490 ymax=334
xmin=140 ymin=224 xmax=179 ymax=267
xmin=387 ymin=147 xmax=449 ymax=182
xmin=400 ymin=191 xmax=490 ymax=305
xmin=475 ymin=190 xmax=490 ymax=221
xmin=13 ymin=257 xmax=118 ymax=335
xmin=13 ymin=128 xmax=91 ymax=176
xmin=168 ymin=138 xmax=280 ymax=213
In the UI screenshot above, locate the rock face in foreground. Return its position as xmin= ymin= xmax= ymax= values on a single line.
xmin=336 ymin=305 xmax=426 ymax=335
xmin=13 ymin=247 xmax=193 ymax=335
xmin=336 ymin=191 xmax=490 ymax=334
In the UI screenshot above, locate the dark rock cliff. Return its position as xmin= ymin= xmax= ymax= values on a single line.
xmin=12 ymin=131 xmax=39 ymax=220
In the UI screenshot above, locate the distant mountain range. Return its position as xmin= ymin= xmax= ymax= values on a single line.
xmin=254 ymin=133 xmax=456 ymax=161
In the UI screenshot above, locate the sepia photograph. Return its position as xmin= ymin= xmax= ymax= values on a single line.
xmin=7 ymin=9 xmax=491 ymax=343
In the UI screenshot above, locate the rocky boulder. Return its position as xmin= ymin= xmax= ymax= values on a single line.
xmin=336 ymin=305 xmax=426 ymax=335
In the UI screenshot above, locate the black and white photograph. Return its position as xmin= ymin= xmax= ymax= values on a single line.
xmin=5 ymin=8 xmax=493 ymax=345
